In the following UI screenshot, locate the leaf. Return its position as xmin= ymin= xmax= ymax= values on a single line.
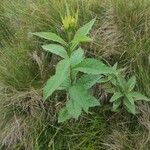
xmin=112 ymin=63 xmax=121 ymax=77
xmin=126 ymin=94 xmax=134 ymax=105
xmin=116 ymin=76 xmax=127 ymax=90
xmin=77 ymin=36 xmax=92 ymax=43
xmin=74 ymin=58 xmax=114 ymax=75
xmin=112 ymin=99 xmax=121 ymax=112
xmin=110 ymin=92 xmax=123 ymax=102
xmin=70 ymin=47 xmax=84 ymax=67
xmin=70 ymin=36 xmax=92 ymax=50
xmin=68 ymin=85 xmax=100 ymax=117
xmin=127 ymin=76 xmax=136 ymax=91
xmin=70 ymin=18 xmax=95 ymax=50
xmin=32 ymin=32 xmax=67 ymax=45
xmin=129 ymin=92 xmax=149 ymax=101
xmin=58 ymin=107 xmax=72 ymax=123
xmin=77 ymin=74 xmax=102 ymax=89
xmin=58 ymin=84 xmax=98 ymax=122
xmin=57 ymin=76 xmax=71 ymax=90
xmin=88 ymin=95 xmax=100 ymax=108
xmin=123 ymin=98 xmax=136 ymax=115
xmin=43 ymin=59 xmax=70 ymax=100
xmin=66 ymin=99 xmax=82 ymax=119
xmin=74 ymin=18 xmax=96 ymax=39
xmin=42 ymin=44 xmax=68 ymax=58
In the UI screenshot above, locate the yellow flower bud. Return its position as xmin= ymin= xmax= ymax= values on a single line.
xmin=62 ymin=15 xmax=76 ymax=30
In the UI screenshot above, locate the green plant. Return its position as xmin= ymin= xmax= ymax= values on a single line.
xmin=99 ymin=63 xmax=150 ymax=114
xmin=33 ymin=17 xmax=149 ymax=122
xmin=33 ymin=18 xmax=116 ymax=122
xmin=95 ymin=60 xmax=150 ymax=114
xmin=110 ymin=75 xmax=149 ymax=114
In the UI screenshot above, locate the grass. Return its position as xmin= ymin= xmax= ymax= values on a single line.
xmin=0 ymin=0 xmax=150 ymax=149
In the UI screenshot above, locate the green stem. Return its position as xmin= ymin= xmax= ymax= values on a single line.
xmin=67 ymin=31 xmax=73 ymax=56
xmin=66 ymin=31 xmax=75 ymax=85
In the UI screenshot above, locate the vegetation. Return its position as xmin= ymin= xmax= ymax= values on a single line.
xmin=0 ymin=0 xmax=150 ymax=149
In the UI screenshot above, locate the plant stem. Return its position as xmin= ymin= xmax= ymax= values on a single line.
xmin=66 ymin=30 xmax=74 ymax=85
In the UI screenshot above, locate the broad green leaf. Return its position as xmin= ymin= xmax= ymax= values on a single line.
xmin=127 ymin=76 xmax=136 ymax=91
xmin=126 ymin=94 xmax=134 ymax=105
xmin=66 ymin=99 xmax=82 ymax=119
xmin=32 ymin=32 xmax=67 ymax=45
xmin=112 ymin=99 xmax=121 ymax=111
xmin=70 ymin=47 xmax=84 ymax=67
xmin=42 ymin=44 xmax=68 ymax=58
xmin=129 ymin=92 xmax=149 ymax=101
xmin=70 ymin=18 xmax=95 ymax=50
xmin=74 ymin=18 xmax=95 ymax=39
xmin=123 ymin=98 xmax=136 ymax=115
xmin=70 ymin=36 xmax=92 ymax=50
xmin=75 ymin=36 xmax=92 ymax=43
xmin=58 ymin=107 xmax=72 ymax=123
xmin=116 ymin=76 xmax=126 ymax=90
xmin=57 ymin=76 xmax=71 ymax=90
xmin=74 ymin=58 xmax=113 ymax=75
xmin=88 ymin=95 xmax=100 ymax=108
xmin=69 ymin=85 xmax=100 ymax=116
xmin=43 ymin=59 xmax=70 ymax=100
xmin=110 ymin=92 xmax=123 ymax=102
xmin=77 ymin=74 xmax=102 ymax=89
